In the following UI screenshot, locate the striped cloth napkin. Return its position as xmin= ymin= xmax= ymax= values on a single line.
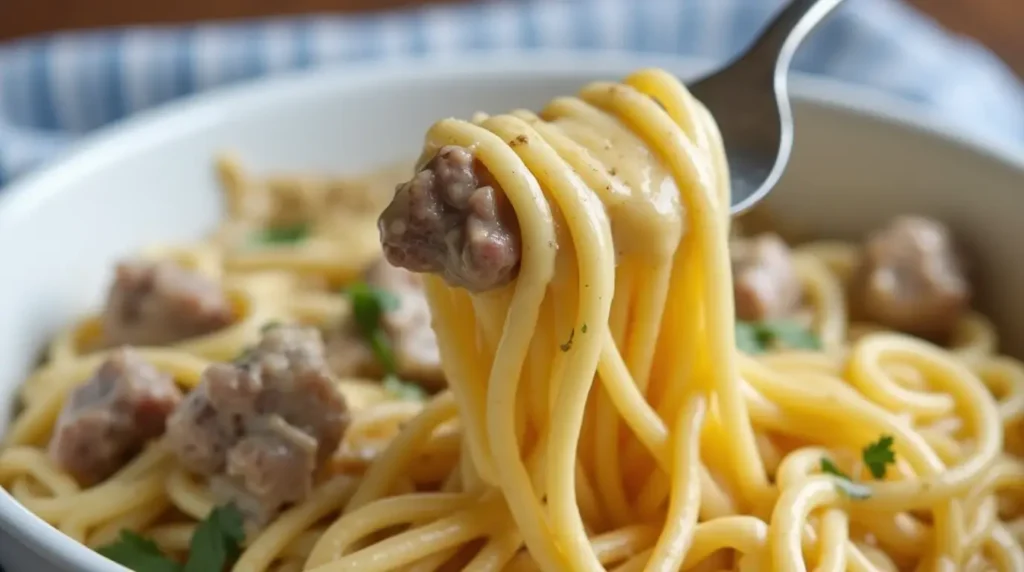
xmin=0 ymin=0 xmax=1022 ymax=187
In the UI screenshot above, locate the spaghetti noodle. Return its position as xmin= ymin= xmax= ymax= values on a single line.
xmin=1 ymin=68 xmax=1022 ymax=572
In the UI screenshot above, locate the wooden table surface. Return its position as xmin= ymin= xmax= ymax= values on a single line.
xmin=0 ymin=0 xmax=1021 ymax=79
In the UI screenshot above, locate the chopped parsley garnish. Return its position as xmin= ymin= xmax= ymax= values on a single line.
xmin=383 ymin=375 xmax=427 ymax=402
xmin=820 ymin=436 xmax=897 ymax=500
xmin=342 ymin=284 xmax=425 ymax=401
xmin=252 ymin=223 xmax=310 ymax=245
xmin=819 ymin=457 xmax=853 ymax=481
xmin=344 ymin=282 xmax=400 ymax=374
xmin=260 ymin=320 xmax=281 ymax=333
xmin=581 ymin=324 xmax=588 ymax=334
xmin=735 ymin=320 xmax=821 ymax=354
xmin=343 ymin=282 xmax=426 ymax=400
xmin=235 ymin=345 xmax=255 ymax=363
xmin=97 ymin=532 xmax=179 ymax=572
xmin=366 ymin=330 xmax=396 ymax=374
xmin=560 ymin=328 xmax=575 ymax=352
xmin=183 ymin=504 xmax=245 ymax=572
xmin=862 ymin=435 xmax=896 ymax=480
xmin=819 ymin=458 xmax=872 ymax=500
xmin=97 ymin=504 xmax=245 ymax=572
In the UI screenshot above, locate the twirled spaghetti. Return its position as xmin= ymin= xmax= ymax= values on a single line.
xmin=2 ymin=68 xmax=1023 ymax=572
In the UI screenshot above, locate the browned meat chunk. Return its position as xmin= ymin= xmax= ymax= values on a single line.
xmin=165 ymin=324 xmax=348 ymax=525
xmin=852 ymin=216 xmax=969 ymax=340
xmin=102 ymin=260 xmax=234 ymax=347
xmin=48 ymin=348 xmax=182 ymax=485
xmin=326 ymin=261 xmax=443 ymax=390
xmin=731 ymin=233 xmax=802 ymax=321
xmin=378 ymin=145 xmax=521 ymax=292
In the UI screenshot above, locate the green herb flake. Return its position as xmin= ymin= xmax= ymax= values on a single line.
xmin=183 ymin=504 xmax=245 ymax=572
xmin=862 ymin=435 xmax=896 ymax=480
xmin=97 ymin=504 xmax=246 ymax=572
xmin=235 ymin=345 xmax=256 ymax=363
xmin=344 ymin=282 xmax=401 ymax=374
xmin=260 ymin=321 xmax=282 ymax=333
xmin=820 ymin=458 xmax=872 ymax=500
xmin=560 ymin=328 xmax=575 ymax=352
xmin=97 ymin=531 xmax=181 ymax=572
xmin=735 ymin=321 xmax=763 ymax=354
xmin=252 ymin=223 xmax=310 ymax=245
xmin=367 ymin=329 xmax=397 ymax=374
xmin=383 ymin=375 xmax=427 ymax=402
xmin=581 ymin=324 xmax=588 ymax=334
xmin=735 ymin=320 xmax=822 ymax=354
xmin=819 ymin=458 xmax=852 ymax=481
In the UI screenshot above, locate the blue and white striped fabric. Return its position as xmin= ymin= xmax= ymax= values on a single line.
xmin=0 ymin=0 xmax=1022 ymax=187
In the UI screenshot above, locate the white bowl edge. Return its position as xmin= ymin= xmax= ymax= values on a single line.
xmin=0 ymin=50 xmax=1022 ymax=572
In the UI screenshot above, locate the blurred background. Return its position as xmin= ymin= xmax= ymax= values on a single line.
xmin=0 ymin=0 xmax=1019 ymax=78
xmin=0 ymin=0 xmax=1020 ymax=74
xmin=0 ymin=0 xmax=1022 ymax=185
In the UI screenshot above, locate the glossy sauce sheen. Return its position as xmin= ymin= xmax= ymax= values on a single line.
xmin=542 ymin=98 xmax=682 ymax=264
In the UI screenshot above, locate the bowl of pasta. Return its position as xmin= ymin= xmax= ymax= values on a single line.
xmin=0 ymin=51 xmax=1022 ymax=572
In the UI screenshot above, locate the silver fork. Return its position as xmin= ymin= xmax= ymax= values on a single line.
xmin=688 ymin=0 xmax=848 ymax=214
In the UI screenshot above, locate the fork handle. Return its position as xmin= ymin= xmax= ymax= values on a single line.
xmin=741 ymin=0 xmax=847 ymax=75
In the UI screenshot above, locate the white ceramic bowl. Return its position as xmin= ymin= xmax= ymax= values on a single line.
xmin=1 ymin=52 xmax=1023 ymax=572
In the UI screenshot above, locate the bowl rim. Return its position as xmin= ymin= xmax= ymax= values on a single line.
xmin=2 ymin=49 xmax=1023 ymax=571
